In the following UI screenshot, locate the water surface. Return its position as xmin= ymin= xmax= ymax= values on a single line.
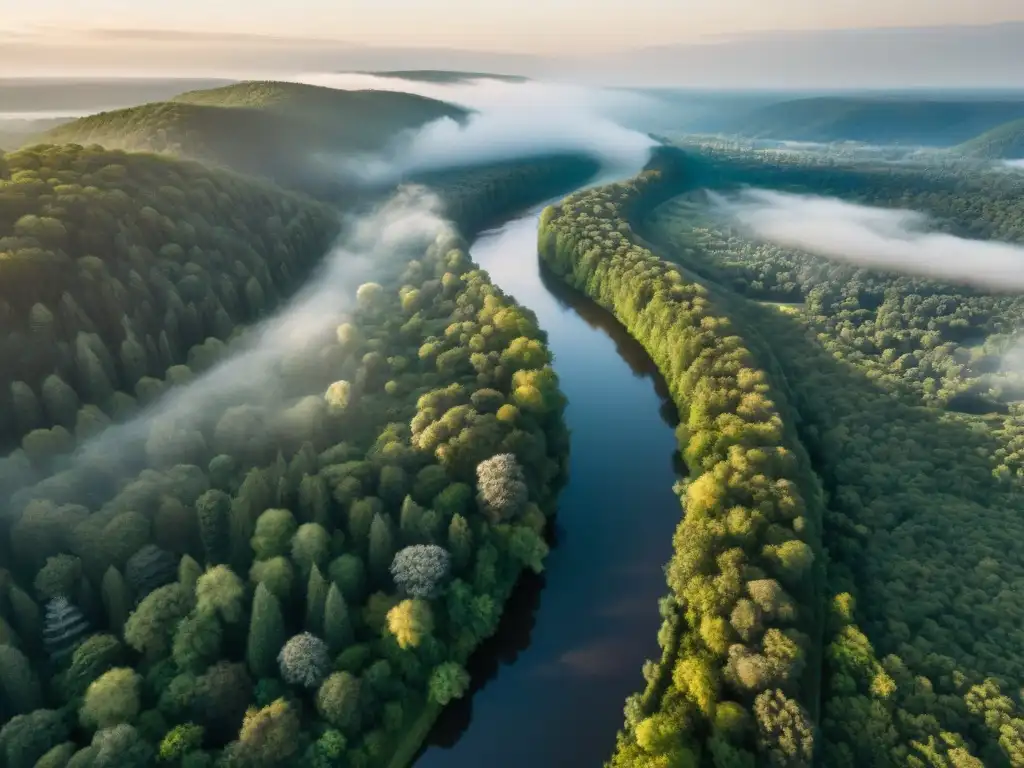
xmin=416 ymin=208 xmax=683 ymax=767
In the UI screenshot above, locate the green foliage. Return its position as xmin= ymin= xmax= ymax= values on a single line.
xmin=428 ymin=662 xmax=470 ymax=706
xmin=0 ymin=643 xmax=42 ymax=717
xmin=157 ymin=723 xmax=204 ymax=762
xmin=246 ymin=583 xmax=285 ymax=680
xmin=80 ymin=667 xmax=142 ymax=730
xmin=194 ymin=565 xmax=246 ymax=624
xmin=0 ymin=149 xmax=577 ymax=763
xmin=539 ymin=154 xmax=823 ymax=765
xmin=172 ymin=611 xmax=223 ymax=673
xmin=323 ymin=583 xmax=354 ymax=654
xmin=124 ymin=583 xmax=192 ymax=660
xmin=316 ymin=672 xmax=362 ymax=732
xmin=0 ymin=709 xmax=68 ymax=768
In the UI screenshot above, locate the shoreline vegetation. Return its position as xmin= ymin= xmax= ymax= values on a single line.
xmin=0 ymin=92 xmax=595 ymax=764
xmin=538 ymin=148 xmax=826 ymax=767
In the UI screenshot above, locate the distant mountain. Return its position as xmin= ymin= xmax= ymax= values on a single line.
xmin=954 ymin=117 xmax=1024 ymax=159
xmin=705 ymin=96 xmax=1024 ymax=146
xmin=360 ymin=70 xmax=528 ymax=84
xmin=38 ymin=81 xmax=467 ymax=193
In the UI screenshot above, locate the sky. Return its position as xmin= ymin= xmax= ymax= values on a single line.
xmin=2 ymin=1 xmax=1024 ymax=86
xmin=6 ymin=0 xmax=1024 ymax=54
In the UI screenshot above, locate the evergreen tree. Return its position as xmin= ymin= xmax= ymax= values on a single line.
xmin=247 ymin=583 xmax=285 ymax=680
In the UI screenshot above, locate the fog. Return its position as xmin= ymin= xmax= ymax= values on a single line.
xmin=290 ymin=73 xmax=659 ymax=181
xmin=9 ymin=187 xmax=453 ymax=509
xmin=1005 ymin=159 xmax=1024 ymax=170
xmin=709 ymin=188 xmax=1024 ymax=291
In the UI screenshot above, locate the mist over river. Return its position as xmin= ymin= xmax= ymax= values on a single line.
xmin=414 ymin=204 xmax=683 ymax=767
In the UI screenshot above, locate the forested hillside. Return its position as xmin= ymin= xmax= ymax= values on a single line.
xmin=0 ymin=143 xmax=339 ymax=455
xmin=713 ymin=96 xmax=1024 ymax=146
xmin=955 ymin=117 xmax=1024 ymax=159
xmin=542 ymin=145 xmax=1024 ymax=766
xmin=0 ymin=131 xmax=583 ymax=764
xmin=39 ymin=82 xmax=468 ymax=193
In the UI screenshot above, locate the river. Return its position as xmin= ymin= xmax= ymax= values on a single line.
xmin=415 ymin=205 xmax=683 ymax=767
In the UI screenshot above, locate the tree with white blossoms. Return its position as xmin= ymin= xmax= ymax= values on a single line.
xmin=277 ymin=632 xmax=330 ymax=689
xmin=475 ymin=453 xmax=528 ymax=523
xmin=390 ymin=545 xmax=452 ymax=599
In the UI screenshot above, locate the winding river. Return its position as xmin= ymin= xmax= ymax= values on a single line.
xmin=415 ymin=203 xmax=683 ymax=767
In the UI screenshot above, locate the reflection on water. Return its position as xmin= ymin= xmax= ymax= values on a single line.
xmin=415 ymin=208 xmax=683 ymax=767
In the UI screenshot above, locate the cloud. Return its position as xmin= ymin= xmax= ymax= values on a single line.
xmin=709 ymin=187 xmax=1024 ymax=291
xmin=292 ymin=73 xmax=658 ymax=180
xmin=1005 ymin=159 xmax=1024 ymax=170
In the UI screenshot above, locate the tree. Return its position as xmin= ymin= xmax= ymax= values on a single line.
xmin=368 ymin=513 xmax=395 ymax=585
xmin=195 ymin=489 xmax=230 ymax=564
xmin=0 ymin=709 xmax=68 ymax=768
xmin=390 ymin=545 xmax=452 ymax=598
xmin=251 ymin=508 xmax=297 ymax=560
xmin=192 ymin=661 xmax=252 ymax=737
xmin=158 ymin=723 xmax=204 ymax=762
xmin=328 ymin=554 xmax=366 ymax=603
xmin=34 ymin=553 xmax=83 ymax=601
xmin=179 ymin=554 xmax=203 ymax=593
xmin=249 ymin=556 xmax=294 ymax=601
xmin=278 ymin=633 xmax=330 ymax=689
xmin=324 ymin=380 xmax=351 ymax=414
xmin=124 ymin=583 xmax=192 ymax=660
xmin=475 ymin=453 xmax=529 ymax=523
xmin=305 ymin=564 xmax=329 ymax=635
xmin=754 ymin=689 xmax=814 ymax=767
xmin=88 ymin=724 xmax=154 ymax=768
xmin=231 ymin=698 xmax=300 ymax=766
xmin=125 ymin=545 xmax=178 ymax=599
xmin=100 ymin=566 xmax=132 ymax=634
xmin=80 ymin=667 xmax=141 ymax=730
xmin=447 ymin=514 xmax=473 ymax=572
xmin=316 ymin=672 xmax=362 ymax=732
xmin=195 ymin=565 xmax=246 ymax=624
xmin=247 ymin=583 xmax=285 ymax=680
xmin=323 ymin=583 xmax=354 ymax=654
xmin=43 ymin=596 xmax=92 ymax=661
xmin=0 ymin=644 xmax=42 ymax=717
xmin=173 ymin=611 xmax=223 ymax=673
xmin=292 ymin=522 xmax=330 ymax=575
xmin=386 ymin=599 xmax=434 ymax=649
xmin=62 ymin=634 xmax=124 ymax=701
xmin=429 ymin=662 xmax=470 ymax=705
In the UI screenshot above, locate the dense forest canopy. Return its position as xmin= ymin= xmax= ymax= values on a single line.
xmin=38 ymin=82 xmax=469 ymax=194
xmin=537 ymin=144 xmax=1024 ymax=766
xmin=708 ymin=95 xmax=1024 ymax=146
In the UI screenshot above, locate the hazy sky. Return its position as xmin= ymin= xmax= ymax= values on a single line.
xmin=7 ymin=0 xmax=1024 ymax=54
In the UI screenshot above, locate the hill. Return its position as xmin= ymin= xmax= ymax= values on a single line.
xmin=713 ymin=96 xmax=1024 ymax=146
xmin=362 ymin=70 xmax=528 ymax=83
xmin=954 ymin=117 xmax=1024 ymax=159
xmin=38 ymin=81 xmax=469 ymax=192
xmin=0 ymin=142 xmax=339 ymax=452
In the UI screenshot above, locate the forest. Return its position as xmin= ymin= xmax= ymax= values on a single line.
xmin=35 ymin=82 xmax=468 ymax=196
xmin=5 ymin=68 xmax=1024 ymax=768
xmin=0 ymin=74 xmax=606 ymax=767
xmin=538 ymin=144 xmax=1024 ymax=766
